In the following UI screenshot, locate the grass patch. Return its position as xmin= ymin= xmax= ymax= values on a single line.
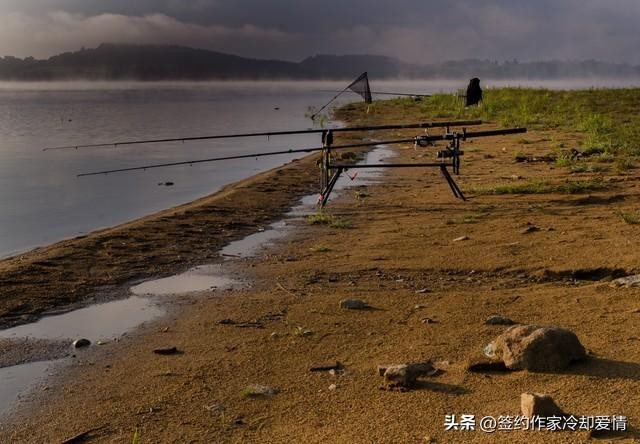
xmin=348 ymin=88 xmax=640 ymax=161
xmin=307 ymin=212 xmax=352 ymax=229
xmin=615 ymin=157 xmax=635 ymax=173
xmin=471 ymin=180 xmax=607 ymax=195
xmin=619 ymin=211 xmax=640 ymax=225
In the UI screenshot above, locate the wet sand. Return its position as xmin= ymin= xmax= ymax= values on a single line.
xmin=2 ymin=104 xmax=640 ymax=442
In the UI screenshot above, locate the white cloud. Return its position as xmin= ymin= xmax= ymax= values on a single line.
xmin=0 ymin=12 xmax=295 ymax=59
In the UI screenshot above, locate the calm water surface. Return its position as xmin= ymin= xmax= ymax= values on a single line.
xmin=0 ymin=79 xmax=637 ymax=258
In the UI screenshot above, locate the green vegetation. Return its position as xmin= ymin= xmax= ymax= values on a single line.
xmin=618 ymin=211 xmax=640 ymax=225
xmin=386 ymin=88 xmax=640 ymax=161
xmin=471 ymin=179 xmax=607 ymax=195
xmin=307 ymin=211 xmax=353 ymax=229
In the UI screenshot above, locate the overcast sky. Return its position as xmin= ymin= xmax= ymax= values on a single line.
xmin=1 ymin=0 xmax=639 ymax=64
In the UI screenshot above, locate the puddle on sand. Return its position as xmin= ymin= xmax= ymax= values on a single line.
xmin=0 ymin=296 xmax=164 ymax=417
xmin=131 ymin=264 xmax=238 ymax=296
xmin=0 ymin=361 xmax=55 ymax=417
xmin=0 ymin=296 xmax=164 ymax=341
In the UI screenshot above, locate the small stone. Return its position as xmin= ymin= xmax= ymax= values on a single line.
xmin=414 ymin=304 xmax=427 ymax=309
xmin=421 ymin=317 xmax=436 ymax=324
xmin=485 ymin=315 xmax=516 ymax=326
xmin=379 ymin=361 xmax=436 ymax=389
xmin=270 ymin=332 xmax=279 ymax=339
xmin=295 ymin=327 xmax=313 ymax=337
xmin=610 ymin=274 xmax=640 ymax=288
xmin=487 ymin=325 xmax=586 ymax=371
xmin=328 ymin=384 xmax=337 ymax=391
xmin=329 ymin=369 xmax=336 ymax=376
xmin=415 ymin=288 xmax=430 ymax=294
xmin=339 ymin=299 xmax=368 ymax=310
xmin=520 ymin=393 xmax=566 ymax=417
xmin=72 ymin=338 xmax=91 ymax=348
xmin=243 ymin=384 xmax=278 ymax=398
xmin=205 ymin=404 xmax=226 ymax=412
xmin=453 ymin=236 xmax=469 ymax=242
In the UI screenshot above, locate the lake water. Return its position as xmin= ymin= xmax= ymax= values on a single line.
xmin=0 ymin=78 xmax=638 ymax=258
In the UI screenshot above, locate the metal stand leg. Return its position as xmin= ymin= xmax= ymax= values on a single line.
xmin=440 ymin=165 xmax=466 ymax=201
xmin=320 ymin=168 xmax=343 ymax=208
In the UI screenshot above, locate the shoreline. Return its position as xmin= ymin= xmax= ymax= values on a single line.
xmin=3 ymin=96 xmax=640 ymax=442
xmin=0 ymin=148 xmax=331 ymax=329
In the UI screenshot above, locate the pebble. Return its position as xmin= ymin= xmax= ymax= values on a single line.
xmin=205 ymin=404 xmax=226 ymax=412
xmin=328 ymin=384 xmax=337 ymax=391
xmin=244 ymin=384 xmax=279 ymax=397
xmin=72 ymin=338 xmax=91 ymax=348
xmin=521 ymin=225 xmax=540 ymax=234
xmin=453 ymin=236 xmax=469 ymax=242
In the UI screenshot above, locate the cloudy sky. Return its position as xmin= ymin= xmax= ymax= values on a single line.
xmin=1 ymin=0 xmax=639 ymax=63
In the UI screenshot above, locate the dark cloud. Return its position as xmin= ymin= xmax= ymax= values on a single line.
xmin=1 ymin=1 xmax=639 ymax=64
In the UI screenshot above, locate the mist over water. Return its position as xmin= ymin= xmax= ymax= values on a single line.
xmin=0 ymin=79 xmax=638 ymax=258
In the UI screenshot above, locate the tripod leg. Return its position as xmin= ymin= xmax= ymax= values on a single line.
xmin=440 ymin=165 xmax=466 ymax=201
xmin=320 ymin=168 xmax=343 ymax=208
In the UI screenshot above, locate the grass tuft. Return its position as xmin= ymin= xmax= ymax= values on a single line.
xmin=619 ymin=211 xmax=640 ymax=225
xmin=307 ymin=212 xmax=352 ymax=229
xmin=470 ymin=180 xmax=607 ymax=195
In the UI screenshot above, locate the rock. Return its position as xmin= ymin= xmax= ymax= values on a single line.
xmin=610 ymin=274 xmax=640 ymax=288
xmin=379 ymin=361 xmax=436 ymax=389
xmin=243 ymin=384 xmax=279 ymax=398
xmin=328 ymin=384 xmax=337 ymax=391
xmin=521 ymin=225 xmax=540 ymax=234
xmin=487 ymin=325 xmax=586 ymax=371
xmin=205 ymin=404 xmax=226 ymax=412
xmin=520 ymin=393 xmax=566 ymax=417
xmin=453 ymin=236 xmax=469 ymax=242
xmin=485 ymin=315 xmax=516 ymax=326
xmin=339 ymin=299 xmax=367 ymax=310
xmin=72 ymin=338 xmax=91 ymax=348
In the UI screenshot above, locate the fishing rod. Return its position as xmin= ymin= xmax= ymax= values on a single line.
xmin=77 ymin=127 xmax=526 ymax=177
xmin=43 ymin=119 xmax=482 ymax=151
xmin=77 ymin=138 xmax=423 ymax=177
xmin=317 ymin=90 xmax=431 ymax=97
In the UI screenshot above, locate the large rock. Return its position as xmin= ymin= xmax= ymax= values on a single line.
xmin=521 ymin=393 xmax=566 ymax=417
xmin=486 ymin=325 xmax=586 ymax=371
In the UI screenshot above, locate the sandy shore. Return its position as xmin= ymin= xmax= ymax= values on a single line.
xmin=2 ymin=103 xmax=640 ymax=443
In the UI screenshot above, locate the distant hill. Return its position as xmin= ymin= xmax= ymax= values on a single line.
xmin=1 ymin=44 xmax=639 ymax=81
